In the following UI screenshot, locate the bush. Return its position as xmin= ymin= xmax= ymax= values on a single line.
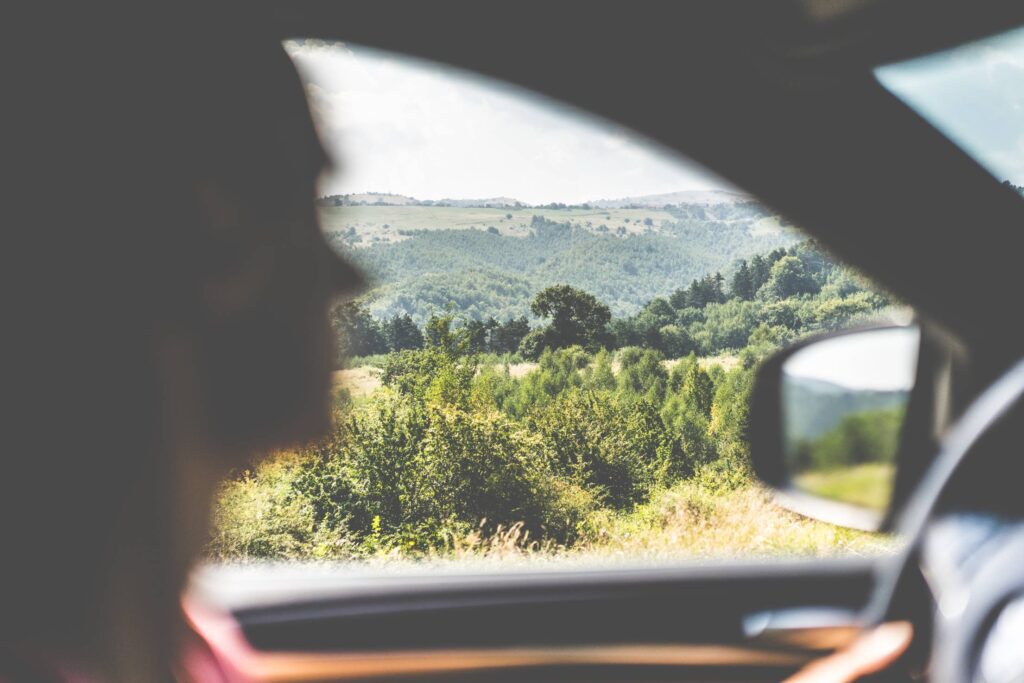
xmin=421 ymin=404 xmax=591 ymax=543
xmin=285 ymin=357 xmax=599 ymax=552
xmin=616 ymin=347 xmax=668 ymax=404
xmin=501 ymin=347 xmax=589 ymax=418
xmin=584 ymin=349 xmax=616 ymax=391
xmin=518 ymin=328 xmax=554 ymax=360
xmin=529 ymin=390 xmax=672 ymax=509
xmin=209 ymin=454 xmax=356 ymax=561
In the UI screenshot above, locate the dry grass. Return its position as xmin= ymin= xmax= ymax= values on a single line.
xmin=444 ymin=522 xmax=564 ymax=562
xmin=318 ymin=205 xmax=679 ymax=247
xmin=663 ymin=355 xmax=741 ymax=373
xmin=334 ymin=364 xmax=535 ymax=400
xmin=333 ymin=367 xmax=383 ymax=397
xmin=506 ymin=362 xmax=536 ymax=379
xmin=697 ymin=355 xmax=742 ymax=372
xmin=338 ymin=355 xmax=743 ymax=400
xmin=578 ymin=483 xmax=892 ymax=561
xmin=211 ymin=459 xmax=892 ymax=568
xmin=386 ymin=483 xmax=894 ymax=567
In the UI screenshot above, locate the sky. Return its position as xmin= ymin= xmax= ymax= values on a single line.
xmin=783 ymin=327 xmax=920 ymax=392
xmin=283 ymin=28 xmax=1024 ymax=203
xmin=875 ymin=25 xmax=1024 ymax=186
xmin=283 ymin=40 xmax=731 ymax=205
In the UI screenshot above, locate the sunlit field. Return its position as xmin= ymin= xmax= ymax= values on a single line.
xmin=320 ymin=204 xmax=684 ymax=247
xmin=211 ymin=336 xmax=895 ymax=564
xmin=210 ymin=448 xmax=889 ymax=565
xmin=796 ymin=463 xmax=895 ymax=512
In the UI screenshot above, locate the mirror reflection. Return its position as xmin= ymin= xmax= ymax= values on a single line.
xmin=781 ymin=327 xmax=920 ymax=513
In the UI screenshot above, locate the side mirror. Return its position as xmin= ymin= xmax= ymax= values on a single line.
xmin=750 ymin=325 xmax=920 ymax=531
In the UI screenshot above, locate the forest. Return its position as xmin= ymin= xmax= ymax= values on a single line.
xmin=332 ymin=239 xmax=890 ymax=364
xmin=330 ymin=201 xmax=799 ymax=324
xmin=209 ymin=238 xmax=897 ymax=562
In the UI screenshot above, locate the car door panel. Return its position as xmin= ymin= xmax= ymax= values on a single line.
xmin=188 ymin=559 xmax=877 ymax=681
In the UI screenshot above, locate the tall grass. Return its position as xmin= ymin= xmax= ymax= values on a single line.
xmin=209 ymin=454 xmax=889 ymax=564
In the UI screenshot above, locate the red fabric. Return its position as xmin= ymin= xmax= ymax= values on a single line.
xmin=177 ymin=623 xmax=236 ymax=683
xmin=180 ymin=597 xmax=255 ymax=683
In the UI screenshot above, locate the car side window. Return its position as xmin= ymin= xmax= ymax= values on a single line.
xmin=207 ymin=39 xmax=907 ymax=564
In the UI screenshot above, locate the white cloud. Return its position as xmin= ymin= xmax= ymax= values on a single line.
xmin=284 ymin=40 xmax=730 ymax=204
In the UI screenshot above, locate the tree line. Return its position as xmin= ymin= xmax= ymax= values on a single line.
xmin=333 ymin=239 xmax=890 ymax=364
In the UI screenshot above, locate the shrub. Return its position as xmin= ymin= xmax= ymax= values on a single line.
xmin=584 ymin=349 xmax=616 ymax=391
xmin=616 ymin=347 xmax=667 ymax=404
xmin=289 ymin=385 xmax=598 ymax=552
xmin=208 ymin=454 xmax=355 ymax=561
xmin=501 ymin=347 xmax=589 ymax=418
xmin=529 ymin=390 xmax=672 ymax=509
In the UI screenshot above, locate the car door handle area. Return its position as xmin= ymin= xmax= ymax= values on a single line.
xmin=743 ymin=607 xmax=864 ymax=651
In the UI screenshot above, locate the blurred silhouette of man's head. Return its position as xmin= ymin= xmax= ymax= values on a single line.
xmin=6 ymin=5 xmax=361 ymax=681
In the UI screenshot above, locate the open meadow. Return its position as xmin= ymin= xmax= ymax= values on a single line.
xmin=319 ymin=205 xmax=682 ymax=246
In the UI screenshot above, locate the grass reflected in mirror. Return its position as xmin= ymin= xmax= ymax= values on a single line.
xmin=795 ymin=463 xmax=895 ymax=512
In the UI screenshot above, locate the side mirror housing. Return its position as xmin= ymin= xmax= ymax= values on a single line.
xmin=750 ymin=325 xmax=920 ymax=531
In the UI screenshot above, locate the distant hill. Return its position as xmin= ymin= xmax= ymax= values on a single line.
xmin=431 ymin=197 xmax=523 ymax=208
xmin=317 ymin=189 xmax=753 ymax=209
xmin=588 ymin=189 xmax=750 ymax=208
xmin=317 ymin=193 xmax=524 ymax=208
xmin=320 ymin=198 xmax=800 ymax=323
xmin=317 ymin=193 xmax=417 ymax=206
xmin=782 ymin=376 xmax=908 ymax=441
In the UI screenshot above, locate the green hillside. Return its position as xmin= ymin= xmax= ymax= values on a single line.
xmin=323 ymin=200 xmax=799 ymax=323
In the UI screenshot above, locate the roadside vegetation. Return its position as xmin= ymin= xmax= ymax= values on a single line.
xmin=209 ymin=238 xmax=899 ymax=562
